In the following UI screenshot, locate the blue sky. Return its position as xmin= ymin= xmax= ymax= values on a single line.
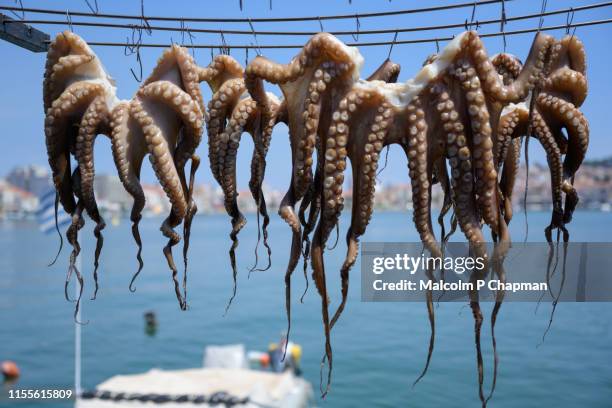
xmin=0 ymin=0 xmax=610 ymax=189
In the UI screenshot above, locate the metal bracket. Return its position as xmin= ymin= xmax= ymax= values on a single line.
xmin=0 ymin=13 xmax=49 ymax=52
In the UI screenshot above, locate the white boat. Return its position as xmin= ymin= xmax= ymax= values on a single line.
xmin=76 ymin=344 xmax=313 ymax=408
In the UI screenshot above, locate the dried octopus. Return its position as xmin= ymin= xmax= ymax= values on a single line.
xmin=495 ymin=35 xmax=588 ymax=239
xmin=43 ymin=28 xmax=590 ymax=406
xmin=246 ymin=38 xmax=402 ymax=392
xmin=44 ymin=31 xmax=120 ymax=318
xmin=198 ymin=55 xmax=283 ymax=307
xmin=44 ymin=31 xmax=204 ymax=311
xmin=245 ymin=30 xmax=586 ymax=402
xmin=494 ymin=35 xmax=589 ymax=344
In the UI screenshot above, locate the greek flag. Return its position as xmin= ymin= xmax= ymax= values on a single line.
xmin=37 ymin=189 xmax=71 ymax=234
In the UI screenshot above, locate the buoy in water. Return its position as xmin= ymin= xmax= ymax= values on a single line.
xmin=1 ymin=361 xmax=20 ymax=380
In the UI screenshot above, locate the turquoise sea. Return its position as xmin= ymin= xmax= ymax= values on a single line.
xmin=1 ymin=211 xmax=611 ymax=407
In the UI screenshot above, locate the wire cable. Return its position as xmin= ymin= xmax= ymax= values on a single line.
xmin=7 ymin=2 xmax=611 ymax=37
xmin=36 ymin=18 xmax=612 ymax=49
xmin=0 ymin=0 xmax=512 ymax=23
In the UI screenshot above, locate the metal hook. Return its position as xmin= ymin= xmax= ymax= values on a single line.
xmin=500 ymin=0 xmax=507 ymax=52
xmin=219 ymin=31 xmax=230 ymax=55
xmin=9 ymin=0 xmax=24 ymax=20
xmin=566 ymin=7 xmax=576 ymax=36
xmin=180 ymin=19 xmax=196 ymax=57
xmin=248 ymin=19 xmax=262 ymax=56
xmin=387 ymin=30 xmax=398 ymax=60
xmin=245 ymin=48 xmax=249 ymax=67
xmin=84 ymin=0 xmax=99 ymax=14
xmin=538 ymin=0 xmax=548 ymax=32
xmin=318 ymin=16 xmax=324 ymax=32
xmin=140 ymin=0 xmax=152 ymax=35
xmin=351 ymin=14 xmax=360 ymax=41
xmin=130 ymin=48 xmax=143 ymax=82
xmin=435 ymin=39 xmax=440 ymax=53
xmin=65 ymin=10 xmax=73 ymax=32
xmin=469 ymin=1 xmax=477 ymax=29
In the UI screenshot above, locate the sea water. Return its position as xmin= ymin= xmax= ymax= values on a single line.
xmin=1 ymin=211 xmax=611 ymax=407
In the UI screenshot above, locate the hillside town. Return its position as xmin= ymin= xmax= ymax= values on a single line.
xmin=1 ymin=160 xmax=611 ymax=220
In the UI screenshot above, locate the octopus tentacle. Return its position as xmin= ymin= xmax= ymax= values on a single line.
xmin=248 ymin=98 xmax=280 ymax=272
xmin=536 ymin=92 xmax=589 ymax=180
xmin=45 ymin=83 xmax=107 ymax=215
xmin=431 ymin=83 xmax=484 ymax=244
xmin=530 ymin=110 xmax=565 ymax=235
xmin=139 ymin=81 xmax=204 ymax=172
xmin=74 ymin=95 xmax=110 ymax=299
xmin=543 ymin=67 xmax=587 ymax=106
xmin=328 ymin=90 xmax=394 ymax=328
xmin=494 ymin=108 xmax=521 ymax=169
xmin=110 ymin=102 xmax=147 ymax=290
xmin=206 ymin=78 xmax=246 ymax=183
xmin=217 ymin=98 xmax=253 ymax=306
xmin=464 ymin=31 xmax=553 ymax=103
xmin=432 ymin=82 xmax=488 ymax=401
xmin=490 ymin=53 xmax=522 ymax=85
xmin=404 ymin=99 xmax=441 ymax=258
xmin=366 ymin=59 xmax=401 ymax=83
xmin=451 ymin=59 xmax=499 ymax=233
xmin=66 ymin=168 xmax=86 ymax=323
xmin=499 ymin=137 xmax=522 ymax=225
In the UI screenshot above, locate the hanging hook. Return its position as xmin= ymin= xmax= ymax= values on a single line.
xmin=180 ymin=19 xmax=196 ymax=57
xmin=500 ymin=0 xmax=507 ymax=52
xmin=65 ymin=10 xmax=73 ymax=32
xmin=140 ymin=0 xmax=152 ymax=35
xmin=219 ymin=31 xmax=230 ymax=55
xmin=387 ymin=30 xmax=398 ymax=60
xmin=130 ymin=48 xmax=143 ymax=82
xmin=470 ymin=1 xmax=477 ymax=25
xmin=435 ymin=39 xmax=440 ymax=54
xmin=9 ymin=0 xmax=25 ymax=20
xmin=245 ymin=48 xmax=249 ymax=67
xmin=566 ymin=7 xmax=576 ymax=37
xmin=538 ymin=0 xmax=548 ymax=32
xmin=248 ymin=19 xmax=262 ymax=56
xmin=351 ymin=14 xmax=360 ymax=41
xmin=84 ymin=0 xmax=99 ymax=14
xmin=318 ymin=16 xmax=324 ymax=32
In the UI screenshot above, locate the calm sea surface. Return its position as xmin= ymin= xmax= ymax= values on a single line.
xmin=1 ymin=211 xmax=611 ymax=407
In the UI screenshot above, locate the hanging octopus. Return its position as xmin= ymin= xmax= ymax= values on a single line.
xmin=44 ymin=31 xmax=205 ymax=311
xmin=110 ymin=44 xmax=205 ymax=310
xmin=245 ymin=39 xmax=402 ymax=393
xmin=321 ymin=31 xmax=564 ymax=403
xmin=247 ymin=30 xmax=557 ymax=397
xmin=495 ymin=35 xmax=588 ymax=239
xmin=198 ymin=55 xmax=283 ymax=307
xmin=43 ymin=31 xmax=119 ymax=318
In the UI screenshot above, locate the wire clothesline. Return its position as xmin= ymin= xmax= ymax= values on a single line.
xmin=0 ymin=0 xmax=520 ymax=24
xmin=37 ymin=18 xmax=612 ymax=49
xmin=5 ymin=1 xmax=610 ymax=37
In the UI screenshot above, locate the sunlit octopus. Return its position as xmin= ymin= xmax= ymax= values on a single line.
xmin=246 ymin=30 xmax=589 ymax=403
xmin=198 ymin=55 xmax=283 ymax=307
xmin=246 ymin=42 xmax=402 ymax=392
xmin=44 ymin=31 xmax=205 ymax=312
xmin=42 ymin=28 xmax=590 ymax=407
xmin=495 ymin=35 xmax=589 ymax=240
